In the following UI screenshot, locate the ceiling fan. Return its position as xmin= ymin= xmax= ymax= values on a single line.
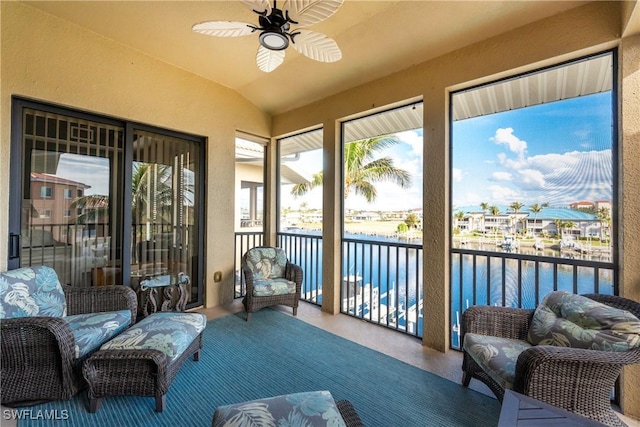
xmin=192 ymin=0 xmax=343 ymax=73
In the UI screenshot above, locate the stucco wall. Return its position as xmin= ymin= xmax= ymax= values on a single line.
xmin=272 ymin=2 xmax=640 ymax=418
xmin=620 ymin=33 xmax=640 ymax=418
xmin=0 ymin=2 xmax=271 ymax=306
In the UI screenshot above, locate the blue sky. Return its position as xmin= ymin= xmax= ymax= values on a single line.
xmin=57 ymin=154 xmax=110 ymax=195
xmin=452 ymin=92 xmax=612 ymax=209
xmin=282 ymin=91 xmax=612 ymax=214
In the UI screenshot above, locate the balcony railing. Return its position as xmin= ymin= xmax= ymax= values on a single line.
xmin=342 ymin=237 xmax=423 ymax=338
xmin=278 ymin=231 xmax=424 ymax=338
xmin=234 ymin=231 xmax=615 ymax=347
xmin=278 ymin=232 xmax=323 ymax=305
xmin=450 ymin=247 xmax=616 ymax=349
xmin=234 ymin=231 xmax=264 ymax=298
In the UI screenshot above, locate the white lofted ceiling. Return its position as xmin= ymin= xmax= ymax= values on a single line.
xmin=26 ymin=0 xmax=598 ymax=115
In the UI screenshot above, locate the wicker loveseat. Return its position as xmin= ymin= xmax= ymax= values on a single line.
xmin=0 ymin=265 xmax=137 ymax=406
xmin=461 ymin=291 xmax=640 ymax=426
xmin=241 ymin=246 xmax=302 ymax=321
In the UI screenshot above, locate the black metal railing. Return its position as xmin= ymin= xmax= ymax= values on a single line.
xmin=342 ymin=237 xmax=424 ymax=338
xmin=450 ymin=247 xmax=616 ymax=349
xmin=278 ymin=232 xmax=324 ymax=306
xmin=277 ymin=231 xmax=424 ymax=338
xmin=234 ymin=231 xmax=264 ymax=298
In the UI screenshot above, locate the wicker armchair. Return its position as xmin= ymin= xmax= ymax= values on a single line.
xmin=461 ymin=293 xmax=640 ymax=427
xmin=241 ymin=246 xmax=302 ymax=321
xmin=0 ymin=267 xmax=137 ymax=407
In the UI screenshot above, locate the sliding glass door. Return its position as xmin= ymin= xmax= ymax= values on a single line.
xmin=9 ymin=98 xmax=205 ymax=308
xmin=131 ymin=128 xmax=203 ymax=305
xmin=9 ymin=106 xmax=124 ymax=287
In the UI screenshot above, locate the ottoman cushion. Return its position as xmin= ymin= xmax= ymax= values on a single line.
xmin=212 ymin=390 xmax=347 ymax=427
xmin=100 ymin=312 xmax=206 ymax=361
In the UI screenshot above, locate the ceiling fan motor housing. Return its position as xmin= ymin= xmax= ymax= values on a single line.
xmin=258 ymin=8 xmax=291 ymax=51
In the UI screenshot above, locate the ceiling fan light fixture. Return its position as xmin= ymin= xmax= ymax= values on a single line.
xmin=259 ymin=31 xmax=289 ymax=50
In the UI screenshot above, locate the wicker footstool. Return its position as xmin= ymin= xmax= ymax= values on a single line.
xmin=82 ymin=312 xmax=207 ymax=413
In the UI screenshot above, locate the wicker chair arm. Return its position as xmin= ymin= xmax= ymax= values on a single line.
xmin=462 ymin=305 xmax=534 ymax=342
xmin=514 ymin=345 xmax=640 ymax=394
xmin=0 ymin=317 xmax=77 ymax=398
xmin=583 ymin=293 xmax=640 ymax=318
xmin=64 ymin=285 xmax=138 ymax=324
xmin=241 ymin=264 xmax=256 ymax=292
xmin=285 ymin=262 xmax=303 ymax=291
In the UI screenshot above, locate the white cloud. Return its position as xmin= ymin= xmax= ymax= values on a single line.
xmin=452 ymin=168 xmax=464 ymax=182
xmin=491 ymin=127 xmax=527 ymax=158
xmin=487 ymin=124 xmax=611 ymax=205
xmin=487 ymin=185 xmax=521 ymax=204
xmin=517 ymin=169 xmax=546 ymax=190
xmin=397 ymin=130 xmax=423 ymax=157
xmin=490 ymin=171 xmax=512 ymax=181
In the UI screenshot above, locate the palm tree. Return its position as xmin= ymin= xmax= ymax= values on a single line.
xmin=70 ymin=194 xmax=110 ymax=224
xmin=509 ymin=201 xmax=524 ymax=213
xmin=596 ymin=207 xmax=611 ymax=244
xmin=529 ymin=203 xmax=543 ymax=237
xmin=71 ymin=163 xmax=192 ymax=236
xmin=453 ymin=211 xmax=465 ymax=231
xmin=489 ymin=205 xmax=501 ymax=239
xmin=405 ymin=212 xmax=420 ymax=229
xmin=564 ymin=221 xmax=575 ymax=238
xmin=479 ymin=202 xmax=489 ymax=235
xmin=131 ymin=163 xmax=175 ymax=227
xmin=553 ymin=219 xmax=563 ymax=237
xmin=290 ymin=136 xmax=412 ymax=202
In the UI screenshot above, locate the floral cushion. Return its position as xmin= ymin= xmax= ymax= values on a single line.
xmin=463 ymin=333 xmax=532 ymax=390
xmin=253 ymin=278 xmax=297 ymax=297
xmin=527 ymin=291 xmax=640 ymax=351
xmin=245 ymin=247 xmax=288 ymax=280
xmin=100 ymin=312 xmax=207 ymax=361
xmin=212 ymin=390 xmax=347 ymax=427
xmin=65 ymin=310 xmax=132 ymax=358
xmin=0 ymin=266 xmax=66 ymax=319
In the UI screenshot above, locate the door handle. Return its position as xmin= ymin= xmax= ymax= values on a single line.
xmin=9 ymin=233 xmax=20 ymax=259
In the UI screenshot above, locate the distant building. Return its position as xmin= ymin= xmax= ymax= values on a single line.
xmin=455 ymin=203 xmax=605 ymax=239
xmin=570 ymin=200 xmax=594 ymax=210
xmin=29 ymin=172 xmax=91 ymax=242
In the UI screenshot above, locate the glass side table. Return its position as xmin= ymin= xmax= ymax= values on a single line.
xmin=139 ymin=272 xmax=190 ymax=317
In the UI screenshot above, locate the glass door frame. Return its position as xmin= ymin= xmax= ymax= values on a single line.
xmin=9 ymin=97 xmax=206 ymax=309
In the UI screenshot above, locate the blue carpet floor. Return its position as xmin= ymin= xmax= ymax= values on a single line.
xmin=17 ymin=309 xmax=499 ymax=426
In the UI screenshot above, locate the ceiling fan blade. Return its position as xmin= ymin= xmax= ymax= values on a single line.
xmin=240 ymin=0 xmax=272 ymax=16
xmin=291 ymin=29 xmax=341 ymax=63
xmin=192 ymin=21 xmax=255 ymax=37
xmin=256 ymin=45 xmax=285 ymax=72
xmin=282 ymin=0 xmax=343 ymax=27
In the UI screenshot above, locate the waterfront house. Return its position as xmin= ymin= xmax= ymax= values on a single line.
xmin=1 ymin=0 xmax=639 ymax=421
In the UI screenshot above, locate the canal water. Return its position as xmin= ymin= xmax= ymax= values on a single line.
xmin=282 ymin=230 xmax=614 ymax=346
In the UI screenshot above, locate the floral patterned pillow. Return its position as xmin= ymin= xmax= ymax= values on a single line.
xmin=527 ymin=291 xmax=640 ymax=351
xmin=0 ymin=266 xmax=66 ymax=319
xmin=245 ymin=247 xmax=288 ymax=280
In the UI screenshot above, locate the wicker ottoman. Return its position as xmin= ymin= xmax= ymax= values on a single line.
xmin=82 ymin=312 xmax=207 ymax=413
